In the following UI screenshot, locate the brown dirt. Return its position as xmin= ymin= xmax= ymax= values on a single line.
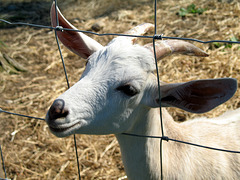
xmin=0 ymin=0 xmax=240 ymax=179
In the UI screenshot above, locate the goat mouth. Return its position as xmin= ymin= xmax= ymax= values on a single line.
xmin=49 ymin=122 xmax=80 ymax=133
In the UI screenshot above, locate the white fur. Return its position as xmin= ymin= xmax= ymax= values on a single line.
xmin=46 ymin=36 xmax=240 ymax=180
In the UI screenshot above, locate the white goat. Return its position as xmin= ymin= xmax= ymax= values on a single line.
xmin=46 ymin=3 xmax=240 ymax=180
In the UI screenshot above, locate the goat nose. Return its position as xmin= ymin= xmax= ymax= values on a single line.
xmin=48 ymin=99 xmax=69 ymax=120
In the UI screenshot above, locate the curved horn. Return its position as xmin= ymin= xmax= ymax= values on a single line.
xmin=109 ymin=23 xmax=154 ymax=45
xmin=144 ymin=40 xmax=209 ymax=60
xmin=51 ymin=2 xmax=103 ymax=59
xmin=124 ymin=23 xmax=154 ymax=43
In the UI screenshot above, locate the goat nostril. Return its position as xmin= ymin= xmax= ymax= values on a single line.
xmin=49 ymin=99 xmax=69 ymax=120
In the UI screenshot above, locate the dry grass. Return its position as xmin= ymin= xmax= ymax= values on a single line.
xmin=0 ymin=0 xmax=239 ymax=179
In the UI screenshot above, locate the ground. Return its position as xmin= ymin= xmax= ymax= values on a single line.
xmin=0 ymin=0 xmax=240 ymax=179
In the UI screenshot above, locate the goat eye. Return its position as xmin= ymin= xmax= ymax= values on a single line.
xmin=116 ymin=84 xmax=139 ymax=97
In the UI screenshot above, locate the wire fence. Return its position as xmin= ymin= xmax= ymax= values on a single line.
xmin=0 ymin=145 xmax=8 ymax=180
xmin=0 ymin=0 xmax=240 ymax=179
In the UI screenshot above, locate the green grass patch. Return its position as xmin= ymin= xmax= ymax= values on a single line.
xmin=178 ymin=4 xmax=207 ymax=17
xmin=212 ymin=36 xmax=240 ymax=50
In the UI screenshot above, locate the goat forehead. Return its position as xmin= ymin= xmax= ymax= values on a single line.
xmin=88 ymin=40 xmax=155 ymax=72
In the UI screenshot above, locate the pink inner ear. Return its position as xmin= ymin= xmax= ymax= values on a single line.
xmin=50 ymin=2 xmax=103 ymax=59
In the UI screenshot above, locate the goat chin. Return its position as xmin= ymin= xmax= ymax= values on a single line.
xmin=47 ymin=2 xmax=239 ymax=179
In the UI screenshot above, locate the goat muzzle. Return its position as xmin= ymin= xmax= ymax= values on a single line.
xmin=48 ymin=99 xmax=69 ymax=121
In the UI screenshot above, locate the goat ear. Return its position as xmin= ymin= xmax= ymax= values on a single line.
xmin=50 ymin=2 xmax=103 ymax=59
xmin=146 ymin=78 xmax=237 ymax=114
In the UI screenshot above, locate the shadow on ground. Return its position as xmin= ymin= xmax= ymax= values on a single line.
xmin=0 ymin=1 xmax=51 ymax=28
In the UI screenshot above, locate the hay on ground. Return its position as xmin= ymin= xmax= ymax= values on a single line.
xmin=0 ymin=0 xmax=239 ymax=179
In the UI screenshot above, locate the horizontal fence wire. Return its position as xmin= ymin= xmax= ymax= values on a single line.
xmin=2 ymin=108 xmax=240 ymax=155
xmin=1 ymin=1 xmax=240 ymax=179
xmin=0 ymin=108 xmax=45 ymax=121
xmin=1 ymin=19 xmax=240 ymax=44
xmin=2 ymin=105 xmax=240 ymax=154
xmin=122 ymin=133 xmax=240 ymax=154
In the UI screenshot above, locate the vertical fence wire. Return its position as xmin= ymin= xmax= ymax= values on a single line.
xmin=153 ymin=0 xmax=165 ymax=179
xmin=0 ymin=0 xmax=240 ymax=179
xmin=53 ymin=0 xmax=81 ymax=179
xmin=0 ymin=145 xmax=7 ymax=180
